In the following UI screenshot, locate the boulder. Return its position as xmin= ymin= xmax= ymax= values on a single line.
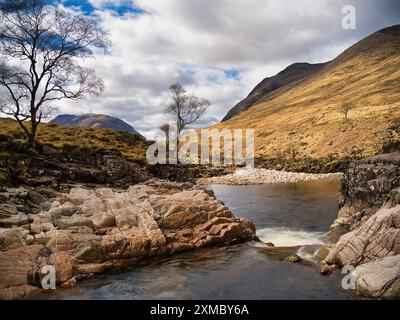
xmin=61 ymin=202 xmax=78 ymax=217
xmin=355 ymin=255 xmax=400 ymax=299
xmin=0 ymin=228 xmax=27 ymax=250
xmin=325 ymin=205 xmax=400 ymax=266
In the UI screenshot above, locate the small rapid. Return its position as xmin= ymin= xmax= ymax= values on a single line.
xmin=257 ymin=227 xmax=324 ymax=247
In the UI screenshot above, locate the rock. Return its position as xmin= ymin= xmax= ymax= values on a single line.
xmin=30 ymin=222 xmax=55 ymax=234
xmin=338 ymin=153 xmax=400 ymax=219
xmin=61 ymin=202 xmax=78 ymax=216
xmin=325 ymin=205 xmax=400 ymax=266
xmin=66 ymin=226 xmax=93 ymax=235
xmin=0 ymin=228 xmax=27 ymax=250
xmin=91 ymin=212 xmax=115 ymax=229
xmin=355 ymin=255 xmax=400 ymax=299
xmin=48 ymin=207 xmax=63 ymax=223
xmin=49 ymin=252 xmax=74 ymax=283
xmin=321 ymin=223 xmax=350 ymax=244
xmin=286 ymin=255 xmax=303 ymax=263
xmin=320 ymin=264 xmax=332 ymax=275
xmin=58 ymin=215 xmax=95 ymax=230
xmin=0 ymin=285 xmax=43 ymax=300
xmin=0 ymin=214 xmax=29 ymax=227
xmin=27 ymin=190 xmax=48 ymax=206
xmin=46 ymin=231 xmax=74 ymax=252
xmin=0 ymin=203 xmax=17 ymax=218
xmin=75 ymin=263 xmax=110 ymax=274
xmin=0 ymin=180 xmax=256 ymax=299
xmin=0 ymin=245 xmax=44 ymax=290
xmin=61 ymin=276 xmax=76 ymax=288
xmin=325 ymin=153 xmax=400 ymax=299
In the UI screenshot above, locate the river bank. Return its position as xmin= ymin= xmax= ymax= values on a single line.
xmin=197 ymin=168 xmax=343 ymax=185
xmin=322 ymin=152 xmax=400 ymax=299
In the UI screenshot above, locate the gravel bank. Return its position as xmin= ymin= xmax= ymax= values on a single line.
xmin=197 ymin=168 xmax=343 ymax=185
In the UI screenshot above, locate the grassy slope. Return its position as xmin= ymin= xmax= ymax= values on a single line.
xmin=213 ymin=25 xmax=400 ymax=166
xmin=0 ymin=117 xmax=148 ymax=162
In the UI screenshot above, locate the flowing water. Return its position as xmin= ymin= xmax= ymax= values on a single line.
xmin=45 ymin=180 xmax=352 ymax=300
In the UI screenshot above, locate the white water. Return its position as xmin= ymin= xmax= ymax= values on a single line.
xmin=256 ymin=227 xmax=325 ymax=247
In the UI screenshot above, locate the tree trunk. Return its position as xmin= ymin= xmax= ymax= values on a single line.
xmin=165 ymin=136 xmax=169 ymax=163
xmin=26 ymin=118 xmax=37 ymax=148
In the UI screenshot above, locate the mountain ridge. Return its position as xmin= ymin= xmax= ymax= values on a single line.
xmin=51 ymin=113 xmax=145 ymax=139
xmin=222 ymin=62 xmax=328 ymax=121
xmin=213 ymin=24 xmax=400 ymax=169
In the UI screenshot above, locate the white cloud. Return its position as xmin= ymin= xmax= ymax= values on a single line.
xmin=53 ymin=0 xmax=400 ymax=139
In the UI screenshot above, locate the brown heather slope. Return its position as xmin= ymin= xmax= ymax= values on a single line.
xmin=213 ymin=25 xmax=400 ymax=170
xmin=222 ymin=62 xmax=327 ymax=122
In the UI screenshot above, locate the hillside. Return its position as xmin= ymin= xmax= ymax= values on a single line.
xmin=213 ymin=25 xmax=400 ymax=171
xmin=0 ymin=117 xmax=148 ymax=161
xmin=222 ymin=62 xmax=327 ymax=121
xmin=51 ymin=113 xmax=144 ymax=138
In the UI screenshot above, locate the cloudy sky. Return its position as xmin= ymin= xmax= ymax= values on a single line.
xmin=54 ymin=0 xmax=400 ymax=139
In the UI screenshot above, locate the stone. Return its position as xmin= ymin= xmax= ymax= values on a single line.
xmin=61 ymin=202 xmax=78 ymax=217
xmin=58 ymin=215 xmax=95 ymax=230
xmin=0 ymin=228 xmax=27 ymax=250
xmin=92 ymin=213 xmax=115 ymax=229
xmin=0 ymin=214 xmax=29 ymax=227
xmin=325 ymin=205 xmax=400 ymax=266
xmin=286 ymin=255 xmax=303 ymax=263
xmin=0 ymin=203 xmax=17 ymax=218
xmin=46 ymin=231 xmax=74 ymax=251
xmin=320 ymin=264 xmax=332 ymax=275
xmin=75 ymin=263 xmax=109 ymax=274
xmin=49 ymin=252 xmax=74 ymax=283
xmin=0 ymin=245 xmax=44 ymax=290
xmin=355 ymin=255 xmax=400 ymax=299
xmin=0 ymin=285 xmax=43 ymax=300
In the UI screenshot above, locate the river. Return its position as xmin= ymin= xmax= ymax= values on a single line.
xmin=44 ymin=180 xmax=352 ymax=300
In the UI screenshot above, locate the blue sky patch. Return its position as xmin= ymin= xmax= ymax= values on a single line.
xmin=224 ymin=69 xmax=240 ymax=80
xmin=62 ymin=0 xmax=145 ymax=16
xmin=62 ymin=0 xmax=94 ymax=15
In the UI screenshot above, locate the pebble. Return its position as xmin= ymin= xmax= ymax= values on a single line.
xmin=197 ymin=168 xmax=343 ymax=185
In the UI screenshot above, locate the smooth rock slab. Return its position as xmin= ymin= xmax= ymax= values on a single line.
xmin=326 ymin=204 xmax=400 ymax=266
xmin=355 ymin=255 xmax=400 ymax=299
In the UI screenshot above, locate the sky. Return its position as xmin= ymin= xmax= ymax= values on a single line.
xmin=51 ymin=0 xmax=400 ymax=140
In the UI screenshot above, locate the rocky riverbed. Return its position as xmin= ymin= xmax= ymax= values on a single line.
xmin=197 ymin=168 xmax=343 ymax=185
xmin=0 ymin=180 xmax=256 ymax=299
xmin=1 ymin=153 xmax=399 ymax=300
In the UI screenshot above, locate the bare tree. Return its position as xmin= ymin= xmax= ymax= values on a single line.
xmin=159 ymin=123 xmax=170 ymax=159
xmin=165 ymin=83 xmax=209 ymax=149
xmin=0 ymin=0 xmax=109 ymax=147
xmin=340 ymin=102 xmax=353 ymax=122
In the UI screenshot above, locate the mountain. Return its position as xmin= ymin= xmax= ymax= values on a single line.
xmin=214 ymin=25 xmax=400 ymax=169
xmin=222 ymin=62 xmax=327 ymax=121
xmin=50 ymin=113 xmax=145 ymax=139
